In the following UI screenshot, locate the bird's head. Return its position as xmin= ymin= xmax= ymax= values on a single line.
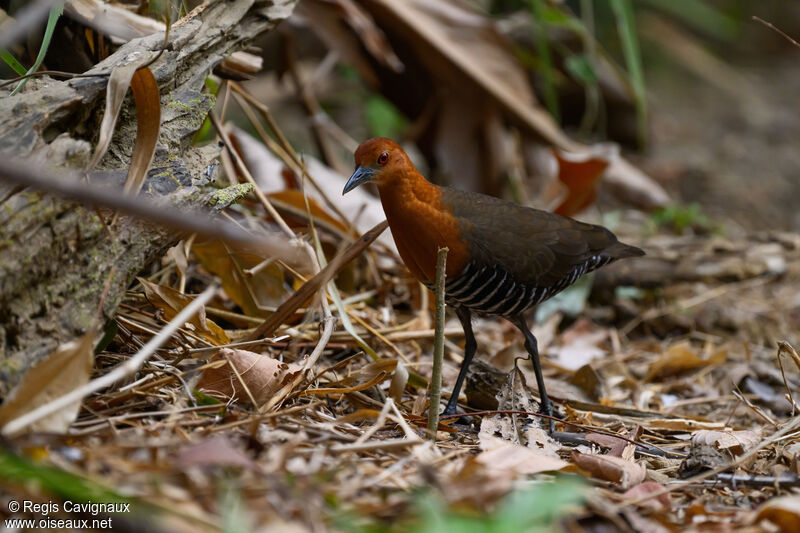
xmin=343 ymin=137 xmax=408 ymax=194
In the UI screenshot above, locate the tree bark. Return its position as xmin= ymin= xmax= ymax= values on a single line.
xmin=0 ymin=0 xmax=297 ymax=397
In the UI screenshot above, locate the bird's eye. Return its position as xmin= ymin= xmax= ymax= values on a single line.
xmin=377 ymin=152 xmax=389 ymax=165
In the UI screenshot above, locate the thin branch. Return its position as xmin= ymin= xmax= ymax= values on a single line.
xmin=753 ymin=16 xmax=800 ymax=49
xmin=427 ymin=247 xmax=448 ymax=440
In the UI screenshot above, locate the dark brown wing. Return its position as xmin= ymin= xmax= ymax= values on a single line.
xmin=441 ymin=187 xmax=643 ymax=288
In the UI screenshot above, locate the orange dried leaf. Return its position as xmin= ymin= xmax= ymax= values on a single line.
xmin=124 ymin=66 xmax=160 ymax=195
xmin=552 ymin=149 xmax=611 ymax=216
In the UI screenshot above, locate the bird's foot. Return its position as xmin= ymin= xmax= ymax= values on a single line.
xmin=442 ymin=402 xmax=473 ymax=426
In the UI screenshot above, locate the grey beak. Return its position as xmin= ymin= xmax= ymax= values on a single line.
xmin=343 ymin=165 xmax=375 ymax=194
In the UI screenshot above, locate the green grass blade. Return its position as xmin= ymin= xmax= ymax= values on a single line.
xmin=530 ymin=0 xmax=561 ymax=123
xmin=1 ymin=50 xmax=27 ymax=76
xmin=610 ymin=0 xmax=647 ymax=148
xmin=10 ymin=2 xmax=64 ymax=96
xmin=0 ymin=447 xmax=130 ymax=504
xmin=637 ymin=0 xmax=740 ymax=42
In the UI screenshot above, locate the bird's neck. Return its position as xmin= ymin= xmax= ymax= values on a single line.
xmin=376 ymin=168 xmax=439 ymax=208
xmin=376 ymin=170 xmax=469 ymax=282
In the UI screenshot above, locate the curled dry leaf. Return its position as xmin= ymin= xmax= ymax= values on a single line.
xmin=571 ymin=451 xmax=646 ymax=490
xmin=0 ymin=330 xmax=95 ymax=435
xmin=139 ymin=278 xmax=230 ymax=345
xmin=197 ymin=348 xmax=303 ymax=405
xmin=645 ymin=341 xmax=727 ymax=382
xmin=692 ymin=429 xmax=761 ymax=456
xmin=755 ymin=495 xmax=800 ymax=532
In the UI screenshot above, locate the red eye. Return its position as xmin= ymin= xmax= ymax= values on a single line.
xmin=377 ymin=152 xmax=389 ymax=165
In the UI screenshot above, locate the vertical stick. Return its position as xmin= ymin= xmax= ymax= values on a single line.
xmin=427 ymin=246 xmax=448 ymax=440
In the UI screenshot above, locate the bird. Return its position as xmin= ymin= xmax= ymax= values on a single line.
xmin=342 ymin=137 xmax=644 ymax=430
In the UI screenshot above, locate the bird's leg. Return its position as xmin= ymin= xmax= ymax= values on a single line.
xmin=510 ymin=315 xmax=554 ymax=433
xmin=443 ymin=306 xmax=476 ymax=416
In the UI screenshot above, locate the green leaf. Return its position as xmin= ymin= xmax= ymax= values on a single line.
xmin=1 ymin=50 xmax=27 ymax=76
xmin=564 ymin=54 xmax=597 ymax=85
xmin=10 ymin=2 xmax=64 ymax=96
xmin=365 ymin=96 xmax=406 ymax=140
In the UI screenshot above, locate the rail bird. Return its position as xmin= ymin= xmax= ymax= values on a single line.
xmin=343 ymin=138 xmax=643 ymax=429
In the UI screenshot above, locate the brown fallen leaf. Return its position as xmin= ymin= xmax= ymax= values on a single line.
xmin=571 ymin=451 xmax=646 ymax=489
xmin=756 ymin=495 xmax=800 ymax=532
xmin=0 ymin=330 xmax=95 ymax=435
xmin=123 ymin=66 xmax=160 ymax=195
xmin=645 ymin=341 xmax=727 ymax=381
xmin=692 ymin=429 xmax=761 ymax=456
xmin=139 ymin=278 xmax=229 ymax=345
xmin=197 ymin=348 xmax=303 ymax=405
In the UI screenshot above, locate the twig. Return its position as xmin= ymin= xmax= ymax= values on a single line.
xmin=281 ymin=30 xmax=346 ymax=173
xmin=753 ymin=16 xmax=800 ymax=49
xmin=354 ymin=398 xmax=394 ymax=445
xmin=427 ymin=247 xmax=448 ymax=440
xmin=209 ymin=111 xmax=297 ymax=240
xmin=1 ymin=285 xmax=217 ymax=436
xmin=620 ymin=414 xmax=800 ymax=508
xmin=329 ymin=438 xmax=423 ymax=453
xmin=711 ymin=472 xmax=800 ymax=488
xmin=732 ymin=385 xmax=778 ymax=428
xmin=776 ymin=342 xmax=799 ymax=415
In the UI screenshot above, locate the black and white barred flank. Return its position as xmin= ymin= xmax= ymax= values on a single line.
xmin=424 ymin=254 xmax=614 ymax=317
